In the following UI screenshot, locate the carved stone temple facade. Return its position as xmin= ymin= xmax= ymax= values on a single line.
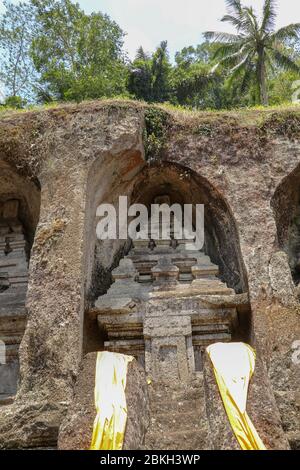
xmin=0 ymin=102 xmax=299 ymax=450
xmin=92 ymin=197 xmax=239 ymax=383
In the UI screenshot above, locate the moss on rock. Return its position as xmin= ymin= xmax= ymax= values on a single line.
xmin=143 ymin=107 xmax=171 ymax=161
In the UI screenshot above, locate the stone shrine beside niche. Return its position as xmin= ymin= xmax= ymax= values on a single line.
xmin=0 ymin=200 xmax=28 ymax=404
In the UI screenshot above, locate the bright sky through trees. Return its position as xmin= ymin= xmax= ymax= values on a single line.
xmin=0 ymin=0 xmax=299 ymax=60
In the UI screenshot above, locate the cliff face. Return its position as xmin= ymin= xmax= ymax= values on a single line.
xmin=0 ymin=100 xmax=299 ymax=449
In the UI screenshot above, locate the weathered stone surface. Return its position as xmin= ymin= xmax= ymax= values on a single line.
xmin=0 ymin=309 xmax=26 ymax=405
xmin=151 ymin=256 xmax=179 ymax=286
xmin=0 ymin=400 xmax=67 ymax=449
xmin=274 ymin=390 xmax=300 ymax=449
xmin=269 ymin=251 xmax=298 ymax=307
xmin=0 ymin=102 xmax=300 ymax=449
xmin=247 ymin=354 xmax=290 ymax=450
xmin=0 ymin=103 xmax=145 ymax=447
xmin=144 ymin=375 xmax=211 ymax=450
xmin=58 ymin=353 xmax=149 ymax=450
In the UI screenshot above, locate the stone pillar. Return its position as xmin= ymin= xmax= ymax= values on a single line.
xmin=58 ymin=353 xmax=150 ymax=450
xmin=144 ymin=300 xmax=195 ymax=383
xmin=233 ymin=198 xmax=300 ymax=449
xmin=203 ymin=351 xmax=290 ymax=450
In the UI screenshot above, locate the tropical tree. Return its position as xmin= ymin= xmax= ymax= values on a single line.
xmin=31 ymin=0 xmax=128 ymax=102
xmin=151 ymin=41 xmax=172 ymax=102
xmin=205 ymin=0 xmax=300 ymax=105
xmin=128 ymin=41 xmax=172 ymax=103
xmin=171 ymin=43 xmax=229 ymax=108
xmin=0 ymin=0 xmax=37 ymax=104
xmin=128 ymin=47 xmax=153 ymax=101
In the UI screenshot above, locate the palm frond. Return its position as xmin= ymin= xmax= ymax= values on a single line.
xmin=225 ymin=0 xmax=243 ymax=17
xmin=230 ymin=53 xmax=253 ymax=74
xmin=210 ymin=62 xmax=220 ymax=74
xmin=219 ymin=50 xmax=248 ymax=68
xmin=221 ymin=14 xmax=245 ymax=31
xmin=206 ymin=0 xmax=298 ymax=105
xmin=241 ymin=69 xmax=255 ymax=93
xmin=243 ymin=7 xmax=260 ymax=35
xmin=226 ymin=54 xmax=252 ymax=87
xmin=223 ymin=2 xmax=254 ymax=36
xmin=204 ymin=31 xmax=241 ymax=43
xmin=271 ymin=23 xmax=300 ymax=42
xmin=264 ymin=51 xmax=276 ymax=75
xmin=272 ymin=48 xmax=300 ymax=72
xmin=240 ymin=66 xmax=255 ymax=93
xmin=261 ymin=0 xmax=277 ymax=33
xmin=213 ymin=41 xmax=247 ymax=60
xmin=219 ymin=56 xmax=240 ymax=69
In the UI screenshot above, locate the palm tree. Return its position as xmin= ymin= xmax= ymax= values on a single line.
xmin=205 ymin=0 xmax=300 ymax=105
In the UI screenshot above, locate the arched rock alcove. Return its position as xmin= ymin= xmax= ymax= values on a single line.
xmin=131 ymin=163 xmax=247 ymax=294
xmin=83 ymin=158 xmax=248 ymax=353
xmin=0 ymin=161 xmax=41 ymax=403
xmin=271 ymin=163 xmax=300 ymax=286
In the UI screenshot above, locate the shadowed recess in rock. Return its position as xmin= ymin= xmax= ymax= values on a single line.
xmin=0 ymin=162 xmax=41 ymax=405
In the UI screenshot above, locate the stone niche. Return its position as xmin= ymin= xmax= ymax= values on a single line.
xmin=83 ymin=162 xmax=253 ymax=450
xmin=270 ymin=166 xmax=300 ymax=449
xmin=90 ymin=189 xmax=249 ymax=384
xmin=0 ymin=199 xmax=29 ymax=404
xmin=272 ymin=164 xmax=300 ymax=287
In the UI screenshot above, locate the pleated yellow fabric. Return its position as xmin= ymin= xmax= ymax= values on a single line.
xmin=206 ymin=342 xmax=266 ymax=450
xmin=90 ymin=351 xmax=134 ymax=450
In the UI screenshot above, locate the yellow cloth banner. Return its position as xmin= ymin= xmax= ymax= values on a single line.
xmin=206 ymin=342 xmax=266 ymax=450
xmin=90 ymin=351 xmax=134 ymax=450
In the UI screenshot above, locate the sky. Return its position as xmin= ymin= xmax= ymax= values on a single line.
xmin=0 ymin=0 xmax=300 ymax=61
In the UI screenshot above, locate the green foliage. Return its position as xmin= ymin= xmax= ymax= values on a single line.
xmin=128 ymin=47 xmax=153 ymax=101
xmin=30 ymin=0 xmax=128 ymax=102
xmin=0 ymin=0 xmax=37 ymax=100
xmin=3 ymin=95 xmax=27 ymax=108
xmin=171 ymin=43 xmax=227 ymax=109
xmin=151 ymin=41 xmax=172 ymax=102
xmin=268 ymin=70 xmax=300 ymax=105
xmin=204 ymin=0 xmax=300 ymax=106
xmin=128 ymin=41 xmax=172 ymax=103
xmin=171 ymin=58 xmax=212 ymax=107
xmin=0 ymin=0 xmax=299 ymax=110
xmin=143 ymin=107 xmax=169 ymax=161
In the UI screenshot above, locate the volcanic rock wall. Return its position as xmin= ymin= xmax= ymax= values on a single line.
xmin=0 ymin=101 xmax=299 ymax=449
